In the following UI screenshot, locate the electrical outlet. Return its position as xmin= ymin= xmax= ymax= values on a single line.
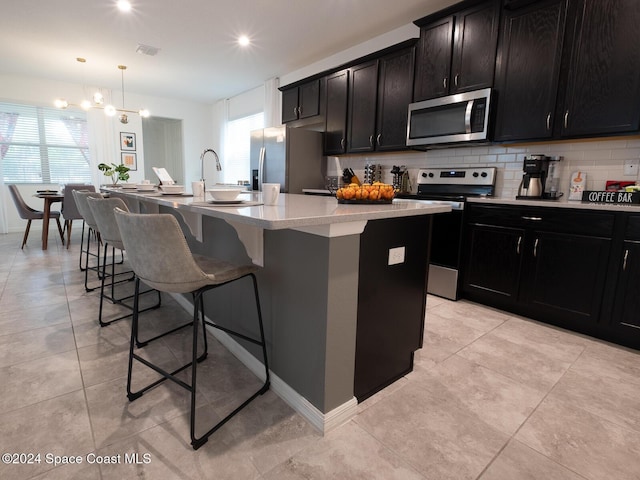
xmin=388 ymin=246 xmax=405 ymax=266
xmin=624 ymin=159 xmax=639 ymax=176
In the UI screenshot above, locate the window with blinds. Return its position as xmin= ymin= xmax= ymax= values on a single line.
xmin=223 ymin=112 xmax=264 ymax=185
xmin=0 ymin=103 xmax=91 ymax=184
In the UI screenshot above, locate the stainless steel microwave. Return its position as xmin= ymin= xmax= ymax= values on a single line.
xmin=406 ymin=88 xmax=492 ymax=147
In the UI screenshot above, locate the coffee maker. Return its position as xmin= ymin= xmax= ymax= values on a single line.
xmin=517 ymin=155 xmax=562 ymax=200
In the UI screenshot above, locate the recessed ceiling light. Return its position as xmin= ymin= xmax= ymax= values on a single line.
xmin=238 ymin=35 xmax=250 ymax=47
xmin=117 ymin=0 xmax=132 ymax=12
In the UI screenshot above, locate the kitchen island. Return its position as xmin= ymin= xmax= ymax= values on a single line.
xmin=106 ymin=189 xmax=450 ymax=432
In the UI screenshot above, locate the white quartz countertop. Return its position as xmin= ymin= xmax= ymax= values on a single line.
xmin=109 ymin=190 xmax=451 ymax=230
xmin=468 ymin=196 xmax=640 ymax=213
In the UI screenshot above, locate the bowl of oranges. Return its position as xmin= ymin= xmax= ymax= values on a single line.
xmin=335 ymin=181 xmax=396 ymax=204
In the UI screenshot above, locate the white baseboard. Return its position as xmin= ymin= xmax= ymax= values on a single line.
xmin=170 ymin=293 xmax=357 ymax=434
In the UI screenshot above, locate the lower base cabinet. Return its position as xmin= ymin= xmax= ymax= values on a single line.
xmin=526 ymin=231 xmax=611 ymax=329
xmin=464 ymin=223 xmax=524 ymax=307
xmin=611 ymin=216 xmax=640 ymax=341
xmin=461 ymin=203 xmax=640 ymax=350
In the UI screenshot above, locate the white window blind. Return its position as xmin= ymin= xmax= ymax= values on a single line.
xmin=223 ymin=112 xmax=263 ymax=184
xmin=0 ymin=103 xmax=91 ymax=184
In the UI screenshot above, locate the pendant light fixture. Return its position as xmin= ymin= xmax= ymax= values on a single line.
xmin=117 ymin=65 xmax=129 ymax=124
xmin=54 ymin=58 xmax=150 ymax=123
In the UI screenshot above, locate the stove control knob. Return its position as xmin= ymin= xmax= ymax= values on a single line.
xmin=473 ymin=172 xmax=479 ymax=177
xmin=429 ymin=172 xmax=435 ymax=178
xmin=421 ymin=172 xmax=428 ymax=178
xmin=481 ymin=172 xmax=488 ymax=177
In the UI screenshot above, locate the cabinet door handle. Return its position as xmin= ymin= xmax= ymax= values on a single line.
xmin=369 ymin=135 xmax=374 ymax=147
xmin=534 ymin=238 xmax=539 ymax=258
xmin=516 ymin=236 xmax=522 ymax=255
xmin=564 ymin=110 xmax=569 ymax=129
xmin=522 ymin=216 xmax=542 ymax=221
xmin=443 ymin=77 xmax=447 ymax=90
xmin=454 ymin=74 xmax=459 ymax=87
xmin=546 ymin=113 xmax=551 ymax=131
xmin=340 ymin=138 xmax=346 ymax=150
xmin=376 ymin=134 xmax=381 ymax=146
xmin=297 ymin=106 xmax=302 ymax=116
xmin=623 ymin=249 xmax=629 ymax=271
xmin=258 ymin=147 xmax=265 ymax=190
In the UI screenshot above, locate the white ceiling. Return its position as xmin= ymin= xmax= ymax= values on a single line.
xmin=1 ymin=0 xmax=456 ymax=104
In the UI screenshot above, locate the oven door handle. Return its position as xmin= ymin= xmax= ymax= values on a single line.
xmin=465 ymin=100 xmax=474 ymax=134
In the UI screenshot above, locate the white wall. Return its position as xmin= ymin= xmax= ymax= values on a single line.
xmin=0 ymin=73 xmax=215 ymax=233
xmin=279 ymin=23 xmax=420 ymax=87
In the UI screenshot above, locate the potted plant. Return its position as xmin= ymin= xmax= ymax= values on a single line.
xmin=98 ymin=162 xmax=130 ymax=186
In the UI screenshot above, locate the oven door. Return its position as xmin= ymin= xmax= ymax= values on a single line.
xmin=428 ymin=209 xmax=463 ymax=300
xmin=394 ymin=199 xmax=463 ymax=300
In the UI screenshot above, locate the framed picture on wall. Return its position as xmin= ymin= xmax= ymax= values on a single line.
xmin=121 ymin=152 xmax=137 ymax=171
xmin=120 ymin=132 xmax=136 ymax=151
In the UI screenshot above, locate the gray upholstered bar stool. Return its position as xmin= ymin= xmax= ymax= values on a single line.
xmin=73 ymin=190 xmax=109 ymax=291
xmin=87 ymin=197 xmax=161 ymax=328
xmin=114 ymin=208 xmax=270 ymax=450
xmin=61 ymin=184 xmax=95 ymax=255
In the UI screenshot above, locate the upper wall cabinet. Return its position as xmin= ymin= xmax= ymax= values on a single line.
xmin=413 ymin=0 xmax=500 ymax=101
xmin=375 ymin=47 xmax=416 ymax=152
xmin=493 ymin=0 xmax=568 ymax=141
xmin=557 ymin=0 xmax=640 ymax=137
xmin=347 ymin=60 xmax=379 ymax=153
xmin=495 ymin=0 xmax=640 ymax=141
xmin=346 ymin=46 xmax=416 ymax=154
xmin=281 ymin=79 xmax=320 ymax=124
xmin=324 ymin=69 xmax=350 ymax=155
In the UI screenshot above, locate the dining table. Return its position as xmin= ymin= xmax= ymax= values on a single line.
xmin=34 ymin=191 xmax=64 ymax=250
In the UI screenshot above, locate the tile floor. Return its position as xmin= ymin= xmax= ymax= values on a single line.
xmin=1 ymin=229 xmax=640 ymax=480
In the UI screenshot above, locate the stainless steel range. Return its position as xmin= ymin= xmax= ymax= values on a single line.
xmin=413 ymin=167 xmax=496 ymax=300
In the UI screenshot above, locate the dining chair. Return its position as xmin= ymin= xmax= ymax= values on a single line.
xmin=114 ymin=208 xmax=270 ymax=450
xmin=61 ymin=184 xmax=95 ymax=254
xmin=87 ymin=196 xmax=161 ymax=328
xmin=8 ymin=184 xmax=64 ymax=249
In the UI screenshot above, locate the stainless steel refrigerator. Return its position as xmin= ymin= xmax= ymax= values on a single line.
xmin=250 ymin=126 xmax=325 ymax=193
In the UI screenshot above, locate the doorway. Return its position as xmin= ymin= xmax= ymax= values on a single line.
xmin=142 ymin=117 xmax=184 ymax=184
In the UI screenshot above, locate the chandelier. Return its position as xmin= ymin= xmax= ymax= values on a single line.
xmin=54 ymin=58 xmax=150 ymax=124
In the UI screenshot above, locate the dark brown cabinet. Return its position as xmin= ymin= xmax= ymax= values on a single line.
xmin=375 ymin=47 xmax=415 ymax=151
xmin=347 ymin=61 xmax=379 ymax=153
xmin=526 ymin=230 xmax=611 ymax=327
xmin=324 ymin=69 xmax=349 ymax=155
xmin=558 ymin=0 xmax=640 ymax=137
xmin=347 ymin=47 xmax=415 ymax=153
xmin=414 ymin=0 xmax=500 ymax=101
xmin=495 ymin=0 xmax=640 ymax=141
xmin=611 ymin=217 xmax=640 ymax=338
xmin=463 ymin=223 xmax=524 ymax=308
xmin=493 ymin=0 xmax=568 ymax=141
xmin=463 ymin=203 xmax=640 ymax=350
xmin=281 ymin=79 xmax=320 ymax=124
xmin=462 ymin=204 xmax=614 ymax=330
xmin=414 ymin=16 xmax=453 ymax=101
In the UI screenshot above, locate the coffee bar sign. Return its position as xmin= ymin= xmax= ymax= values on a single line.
xmin=582 ymin=191 xmax=640 ymax=204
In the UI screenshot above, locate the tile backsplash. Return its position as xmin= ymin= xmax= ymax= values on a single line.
xmin=330 ymin=136 xmax=640 ymax=199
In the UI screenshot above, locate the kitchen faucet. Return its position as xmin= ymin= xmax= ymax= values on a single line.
xmin=200 ymin=148 xmax=221 ymax=187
